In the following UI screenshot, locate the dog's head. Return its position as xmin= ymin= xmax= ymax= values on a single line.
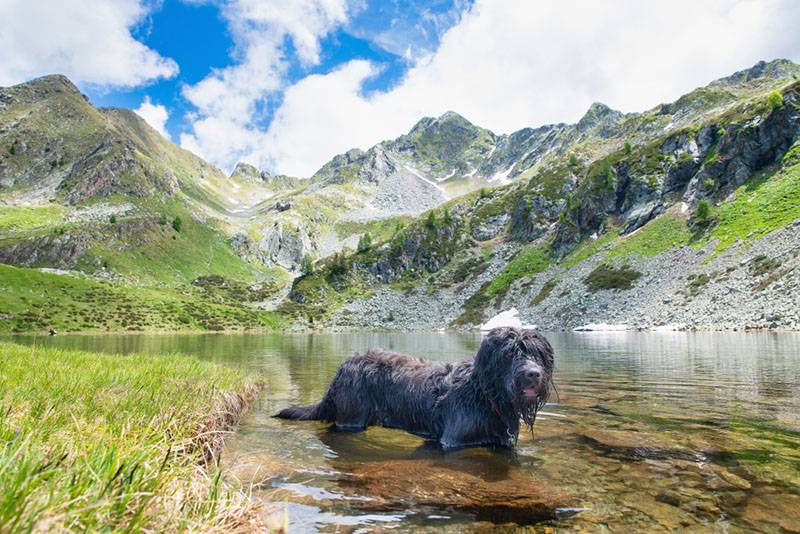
xmin=474 ymin=327 xmax=554 ymax=428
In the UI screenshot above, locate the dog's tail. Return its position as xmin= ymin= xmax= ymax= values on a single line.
xmin=274 ymin=393 xmax=335 ymax=421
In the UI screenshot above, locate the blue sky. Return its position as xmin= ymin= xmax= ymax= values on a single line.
xmin=87 ymin=0 xmax=469 ymax=154
xmin=2 ymin=1 xmax=799 ymax=177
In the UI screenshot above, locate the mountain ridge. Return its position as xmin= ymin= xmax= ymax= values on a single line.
xmin=2 ymin=58 xmax=800 ymax=334
xmin=283 ymin=59 xmax=800 ymax=332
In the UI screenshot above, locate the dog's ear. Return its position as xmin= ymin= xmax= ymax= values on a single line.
xmin=524 ymin=330 xmax=554 ymax=374
xmin=474 ymin=327 xmax=514 ymax=376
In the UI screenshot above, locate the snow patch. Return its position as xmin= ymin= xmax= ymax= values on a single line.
xmin=480 ymin=308 xmax=537 ymax=331
xmin=653 ymin=323 xmax=684 ymax=332
xmin=38 ymin=268 xmax=72 ymax=276
xmin=489 ymin=166 xmax=513 ymax=184
xmin=440 ymin=168 xmax=457 ymax=181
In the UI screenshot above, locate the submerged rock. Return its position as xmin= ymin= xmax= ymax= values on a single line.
xmin=743 ymin=493 xmax=800 ymax=533
xmin=338 ymin=459 xmax=575 ymax=524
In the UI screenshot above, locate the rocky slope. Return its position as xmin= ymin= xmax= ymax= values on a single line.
xmin=285 ymin=59 xmax=800 ymax=332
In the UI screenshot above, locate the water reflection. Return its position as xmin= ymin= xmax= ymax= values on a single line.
xmin=5 ymin=331 xmax=800 ymax=532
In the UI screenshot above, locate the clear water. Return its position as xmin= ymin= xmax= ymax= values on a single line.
xmin=6 ymin=331 xmax=800 ymax=532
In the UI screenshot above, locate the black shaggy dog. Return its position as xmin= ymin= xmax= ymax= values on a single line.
xmin=276 ymin=327 xmax=554 ymax=449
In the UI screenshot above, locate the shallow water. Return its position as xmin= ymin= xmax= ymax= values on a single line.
xmin=7 ymin=331 xmax=800 ymax=532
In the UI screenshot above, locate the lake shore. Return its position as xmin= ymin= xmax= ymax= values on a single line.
xmin=0 ymin=341 xmax=270 ymax=532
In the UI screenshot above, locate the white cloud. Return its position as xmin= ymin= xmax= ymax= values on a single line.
xmin=179 ymin=0 xmax=351 ymax=171
xmin=260 ymin=0 xmax=800 ymax=177
xmin=0 ymin=0 xmax=177 ymax=87
xmin=134 ymin=96 xmax=170 ymax=138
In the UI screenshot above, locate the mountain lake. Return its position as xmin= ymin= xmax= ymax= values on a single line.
xmin=6 ymin=331 xmax=799 ymax=533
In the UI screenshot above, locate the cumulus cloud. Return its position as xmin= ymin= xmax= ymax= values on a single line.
xmin=263 ymin=0 xmax=800 ymax=177
xmin=179 ymin=0 xmax=351 ymax=171
xmin=134 ymin=96 xmax=170 ymax=138
xmin=0 ymin=0 xmax=177 ymax=87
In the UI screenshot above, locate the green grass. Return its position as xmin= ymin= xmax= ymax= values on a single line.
xmin=333 ymin=215 xmax=413 ymax=243
xmin=710 ymin=162 xmax=800 ymax=251
xmin=561 ymin=231 xmax=619 ymax=267
xmin=0 ymin=342 xmax=263 ymax=532
xmin=0 ymin=264 xmax=285 ymax=334
xmin=606 ymin=214 xmax=694 ymax=259
xmin=0 ymin=205 xmax=64 ymax=233
xmin=94 ymin=202 xmax=259 ymax=287
xmin=486 ymin=244 xmax=551 ymax=297
xmin=558 ymin=213 xmax=694 ymax=268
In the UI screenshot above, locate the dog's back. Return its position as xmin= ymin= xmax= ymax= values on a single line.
xmin=276 ymin=349 xmax=458 ymax=438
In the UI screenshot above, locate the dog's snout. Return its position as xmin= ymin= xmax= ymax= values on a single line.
xmin=522 ymin=364 xmax=543 ymax=385
xmin=525 ymin=369 xmax=541 ymax=380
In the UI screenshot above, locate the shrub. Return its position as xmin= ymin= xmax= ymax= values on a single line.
xmin=172 ymin=216 xmax=182 ymax=232
xmin=109 ymin=214 xmax=116 ymax=224
xmin=159 ymin=214 xmax=167 ymax=225
xmin=479 ymin=187 xmax=489 ymax=199
xmin=584 ymin=264 xmax=642 ymax=291
xmin=425 ymin=211 xmax=437 ymax=230
xmin=569 ymin=153 xmax=579 ymax=167
xmin=442 ymin=208 xmax=452 ymax=225
xmin=695 ymin=198 xmax=711 ymax=224
xmin=624 ymin=141 xmax=632 ymax=155
xmin=767 ymin=91 xmax=784 ymax=110
xmin=328 ymin=253 xmax=348 ymax=278
xmin=357 ymin=232 xmax=372 ymax=253
xmin=594 ymin=158 xmax=615 ymax=190
xmin=748 ymin=254 xmax=780 ymax=277
xmin=300 ymin=255 xmax=314 ymax=276
xmin=687 ymin=273 xmax=711 ymax=296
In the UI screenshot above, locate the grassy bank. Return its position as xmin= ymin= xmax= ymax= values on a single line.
xmin=0 ymin=342 xmax=265 ymax=532
xmin=0 ymin=264 xmax=286 ymax=334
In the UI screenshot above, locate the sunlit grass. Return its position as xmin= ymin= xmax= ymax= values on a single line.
xmin=0 ymin=264 xmax=285 ymax=334
xmin=0 ymin=342 xmax=264 ymax=532
xmin=486 ymin=244 xmax=551 ymax=297
xmin=711 ymin=162 xmax=800 ymax=251
xmin=0 ymin=205 xmax=64 ymax=233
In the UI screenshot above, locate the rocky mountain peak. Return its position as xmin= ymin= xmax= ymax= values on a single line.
xmin=230 ymin=162 xmax=261 ymax=181
xmin=24 ymin=74 xmax=82 ymax=94
xmin=711 ymin=58 xmax=800 ymax=88
xmin=409 ymin=110 xmax=474 ymax=135
xmin=576 ymin=102 xmax=624 ymax=136
xmin=1 ymin=74 xmax=88 ymax=108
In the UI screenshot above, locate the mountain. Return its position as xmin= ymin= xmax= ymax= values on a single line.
xmin=285 ymin=59 xmax=800 ymax=332
xmin=0 ymin=75 xmax=288 ymax=333
xmin=2 ymin=59 xmax=800 ymax=334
